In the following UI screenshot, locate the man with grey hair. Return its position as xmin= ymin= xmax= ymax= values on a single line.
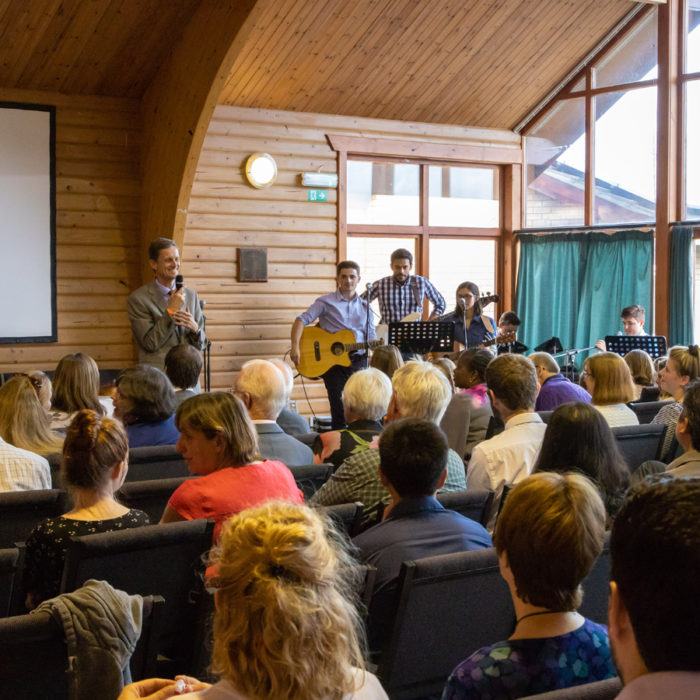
xmin=311 ymin=360 xmax=467 ymax=524
xmin=530 ymin=351 xmax=591 ymax=411
xmin=267 ymin=358 xmax=312 ymax=437
xmin=235 ymin=359 xmax=313 ymax=467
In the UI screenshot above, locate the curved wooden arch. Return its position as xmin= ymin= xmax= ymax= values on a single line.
xmin=139 ymin=0 xmax=261 ymax=279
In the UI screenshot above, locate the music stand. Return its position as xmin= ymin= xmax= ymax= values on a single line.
xmin=388 ymin=321 xmax=454 ymax=355
xmin=605 ymin=335 xmax=667 ymax=359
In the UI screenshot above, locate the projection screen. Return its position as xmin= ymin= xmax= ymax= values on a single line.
xmin=0 ymin=102 xmax=56 ymax=343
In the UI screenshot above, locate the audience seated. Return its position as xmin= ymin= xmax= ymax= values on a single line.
xmin=0 ymin=433 xmax=51 ymax=492
xmin=652 ymin=345 xmax=700 ymax=462
xmin=665 ymin=380 xmax=700 ymax=477
xmin=313 ymin=368 xmax=390 ymax=468
xmin=534 ymin=402 xmax=630 ymax=520
xmin=114 ymin=365 xmax=180 ymax=447
xmin=0 ymin=375 xmax=63 ymax=456
xmin=310 ymin=361 xmax=467 ymax=524
xmin=370 ymin=344 xmax=404 ymax=379
xmin=431 ymin=356 xmax=457 ymax=393
xmin=122 ymin=502 xmax=389 ymax=700
xmin=354 ymin=417 xmax=491 ymax=651
xmin=268 ymin=358 xmax=312 ymax=437
xmin=444 ymin=472 xmax=615 ymax=699
xmin=164 ymin=344 xmax=203 ymax=407
xmin=582 ymin=353 xmax=638 ymax=428
xmin=608 ymin=477 xmax=700 ymax=699
xmin=453 ymin=348 xmax=494 ymax=459
xmin=160 ymin=392 xmax=303 ymax=538
xmin=530 ymin=351 xmax=591 ymax=411
xmin=23 ymin=410 xmax=149 ymax=608
xmin=234 ymin=359 xmax=313 ymax=466
xmin=49 ymin=352 xmax=107 ymax=430
xmin=467 ymin=354 xmax=547 ymax=529
xmin=623 ymin=349 xmax=657 ymax=402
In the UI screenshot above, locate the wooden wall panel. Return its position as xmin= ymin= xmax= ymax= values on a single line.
xmin=183 ymin=105 xmax=519 ymax=416
xmin=0 ymin=89 xmax=141 ymax=373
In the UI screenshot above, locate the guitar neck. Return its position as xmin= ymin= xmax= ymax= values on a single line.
xmin=345 ymin=339 xmax=383 ymax=352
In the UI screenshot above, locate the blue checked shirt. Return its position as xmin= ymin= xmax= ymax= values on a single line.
xmin=368 ymin=275 xmax=446 ymax=324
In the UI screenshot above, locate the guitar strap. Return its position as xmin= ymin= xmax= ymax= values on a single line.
xmin=482 ymin=315 xmax=496 ymax=337
xmin=410 ymin=276 xmax=422 ymax=308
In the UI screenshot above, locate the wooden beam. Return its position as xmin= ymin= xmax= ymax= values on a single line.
xmin=655 ymin=0 xmax=679 ymax=338
xmin=502 ymin=164 xmax=522 ymax=312
xmin=139 ymin=0 xmax=260 ymax=281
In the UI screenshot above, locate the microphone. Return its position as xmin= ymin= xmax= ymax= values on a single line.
xmin=458 ymin=298 xmax=466 ymax=310
xmin=175 ymin=274 xmax=184 ymax=291
xmin=366 ymin=282 xmax=372 ymax=293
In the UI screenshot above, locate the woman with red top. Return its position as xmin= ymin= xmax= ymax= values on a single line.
xmin=160 ymin=392 xmax=303 ymax=537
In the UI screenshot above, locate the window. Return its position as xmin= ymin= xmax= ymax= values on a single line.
xmin=684 ymin=1 xmax=700 ymax=218
xmin=428 ymin=165 xmax=499 ymax=227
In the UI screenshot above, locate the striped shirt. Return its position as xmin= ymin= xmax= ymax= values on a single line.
xmin=0 ymin=437 xmax=51 ymax=492
xmin=368 ymin=275 xmax=446 ymax=324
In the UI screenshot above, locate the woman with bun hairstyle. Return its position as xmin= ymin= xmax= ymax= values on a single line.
xmin=0 ymin=375 xmax=63 ymax=456
xmin=23 ymin=410 xmax=149 ymax=608
xmin=50 ymin=352 xmax=107 ymax=430
xmin=652 ymin=345 xmax=700 ymax=461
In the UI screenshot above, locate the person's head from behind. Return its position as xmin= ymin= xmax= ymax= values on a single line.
xmin=175 ymin=392 xmax=258 ymax=475
xmin=388 ymin=360 xmax=452 ymax=424
xmin=267 ymin=358 xmax=295 ymax=400
xmin=674 ymin=379 xmax=700 ymax=452
xmin=341 ymin=368 xmax=392 ymax=424
xmin=390 ymin=248 xmax=413 ymax=283
xmin=379 ymin=418 xmax=448 ymax=499
xmin=534 ymin=402 xmax=629 ymax=515
xmin=495 ymin=472 xmax=606 ymax=612
xmin=658 ymin=345 xmax=700 ymax=400
xmin=0 ymin=375 xmax=61 ymax=455
xmin=210 ymin=502 xmax=366 ymax=700
xmin=114 ymin=365 xmax=175 ymax=425
xmin=62 ymin=410 xmax=128 ymax=495
xmin=485 ymin=354 xmax=538 ymax=420
xmin=28 ymin=371 xmax=52 ymax=412
xmin=621 ymin=305 xmax=645 ymax=336
xmin=583 ymin=352 xmax=636 ymax=405
xmin=431 ymin=357 xmax=456 ymax=393
xmin=498 ymin=311 xmax=521 ymax=334
xmin=164 ymin=345 xmax=203 ymax=391
xmin=528 ymin=352 xmax=560 ymax=386
xmin=235 ymin=359 xmax=287 ymax=421
xmin=623 ymin=349 xmax=655 ymax=387
xmin=52 ymin=352 xmax=103 ymax=414
xmin=454 ymin=348 xmax=492 ymax=390
xmin=370 ymin=344 xmax=404 ymax=379
xmin=609 ymin=478 xmax=700 ymax=682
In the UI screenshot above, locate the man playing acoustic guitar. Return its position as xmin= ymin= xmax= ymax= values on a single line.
xmin=291 ymin=261 xmax=376 ymax=429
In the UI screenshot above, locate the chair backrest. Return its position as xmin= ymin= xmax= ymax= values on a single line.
xmin=628 ymin=399 xmax=669 ymax=424
xmin=0 ymin=547 xmax=19 ymax=617
xmin=522 ymin=677 xmax=622 ymax=699
xmin=436 ymin=490 xmax=494 ymax=528
xmin=578 ymin=534 xmax=611 ymax=625
xmin=289 ymin=463 xmax=332 ymax=499
xmin=60 ymin=519 xmax=214 ymax=673
xmin=0 ymin=594 xmax=163 ymax=696
xmin=125 ymin=445 xmax=189 ymax=482
xmin=317 ymin=502 xmax=364 ymax=538
xmin=0 ymin=489 xmax=69 ymax=548
xmin=612 ymin=423 xmax=666 ymax=472
xmin=117 ymin=477 xmax=194 ymax=523
xmin=379 ymin=547 xmax=514 ymax=700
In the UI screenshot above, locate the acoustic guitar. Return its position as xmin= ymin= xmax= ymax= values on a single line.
xmin=296 ymin=327 xmax=384 ymax=378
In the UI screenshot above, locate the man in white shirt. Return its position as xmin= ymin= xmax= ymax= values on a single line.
xmin=466 ymin=354 xmax=546 ymax=529
xmin=0 ymin=436 xmax=51 ymax=491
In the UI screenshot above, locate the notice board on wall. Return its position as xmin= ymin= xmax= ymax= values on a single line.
xmin=0 ymin=102 xmax=56 ymax=343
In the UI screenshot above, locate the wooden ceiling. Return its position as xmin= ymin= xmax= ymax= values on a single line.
xmin=220 ymin=0 xmax=637 ymax=130
xmin=0 ymin=0 xmax=200 ymax=98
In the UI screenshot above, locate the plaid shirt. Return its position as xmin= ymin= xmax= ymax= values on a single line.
xmin=0 ymin=437 xmax=51 ymax=492
xmin=310 ymin=444 xmax=467 ymax=525
xmin=368 ymin=275 xmax=446 ymax=324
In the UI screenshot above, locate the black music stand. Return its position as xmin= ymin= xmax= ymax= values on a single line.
xmin=388 ymin=321 xmax=454 ymax=356
xmin=605 ymin=335 xmax=667 ymax=359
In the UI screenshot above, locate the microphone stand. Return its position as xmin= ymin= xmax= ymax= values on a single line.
xmin=552 ymin=345 xmax=598 ymax=381
xmin=199 ymin=299 xmax=211 ymax=392
xmin=364 ymin=282 xmax=372 ymax=369
xmin=459 ymin=298 xmax=468 ymax=351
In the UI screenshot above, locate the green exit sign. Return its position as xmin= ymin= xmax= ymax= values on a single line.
xmin=307 ymin=189 xmax=328 ymax=202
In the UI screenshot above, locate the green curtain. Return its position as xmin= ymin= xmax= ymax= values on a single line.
xmin=515 ymin=230 xmax=653 ymax=365
xmin=669 ymin=224 xmax=694 ymax=346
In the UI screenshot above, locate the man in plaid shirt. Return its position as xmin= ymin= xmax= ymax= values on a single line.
xmin=367 ymin=248 xmax=446 ymax=324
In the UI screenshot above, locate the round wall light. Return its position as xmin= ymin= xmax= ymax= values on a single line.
xmin=245 ymin=152 xmax=277 ymax=188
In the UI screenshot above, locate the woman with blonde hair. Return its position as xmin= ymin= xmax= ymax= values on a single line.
xmin=50 ymin=352 xmax=106 ymax=430
xmin=370 ymin=344 xmax=404 ymax=379
xmin=582 ymin=352 xmax=638 ymax=427
xmin=28 ymin=371 xmax=53 ymax=412
xmin=0 ymin=375 xmax=63 ymax=456
xmin=623 ymin=349 xmax=658 ymax=402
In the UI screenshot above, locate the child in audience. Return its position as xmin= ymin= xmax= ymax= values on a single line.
xmin=582 ymin=352 xmax=638 ymax=427
xmin=23 ymin=410 xmax=149 ymax=608
xmin=50 ymin=352 xmax=107 ymax=430
xmin=444 ymin=472 xmax=615 ymax=699
xmin=623 ymin=349 xmax=657 ymax=401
